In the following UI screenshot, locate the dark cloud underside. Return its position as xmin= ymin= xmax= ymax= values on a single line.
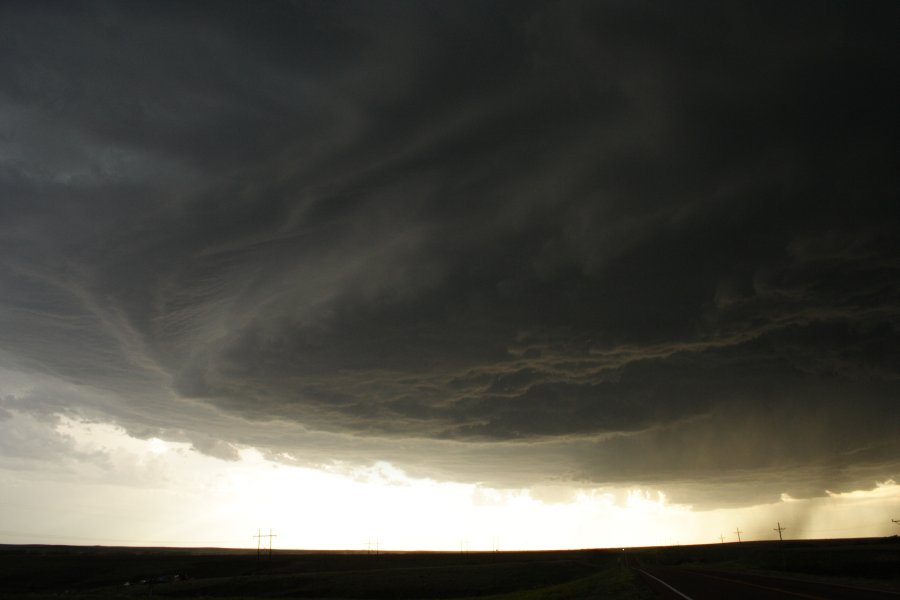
xmin=1 ymin=0 xmax=899 ymax=506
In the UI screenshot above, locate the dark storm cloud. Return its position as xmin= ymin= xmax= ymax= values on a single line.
xmin=1 ymin=0 xmax=899 ymax=506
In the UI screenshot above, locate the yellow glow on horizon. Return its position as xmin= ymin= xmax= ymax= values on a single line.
xmin=0 ymin=416 xmax=894 ymax=550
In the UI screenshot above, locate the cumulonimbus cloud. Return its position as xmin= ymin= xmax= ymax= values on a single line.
xmin=0 ymin=0 xmax=898 ymax=507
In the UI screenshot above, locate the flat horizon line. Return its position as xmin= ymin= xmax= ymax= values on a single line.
xmin=2 ymin=535 xmax=897 ymax=554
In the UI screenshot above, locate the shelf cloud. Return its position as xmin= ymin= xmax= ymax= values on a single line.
xmin=1 ymin=0 xmax=898 ymax=509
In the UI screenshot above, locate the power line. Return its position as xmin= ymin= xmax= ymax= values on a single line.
xmin=267 ymin=529 xmax=276 ymax=558
xmin=365 ymin=537 xmax=380 ymax=555
xmin=365 ymin=536 xmax=380 ymax=555
xmin=252 ymin=529 xmax=276 ymax=560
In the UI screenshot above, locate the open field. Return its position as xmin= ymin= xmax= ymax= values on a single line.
xmin=0 ymin=546 xmax=651 ymax=599
xmin=2 ymin=537 xmax=898 ymax=599
xmin=628 ymin=535 xmax=900 ymax=594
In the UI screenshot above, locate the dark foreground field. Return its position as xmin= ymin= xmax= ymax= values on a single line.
xmin=632 ymin=535 xmax=900 ymax=590
xmin=628 ymin=536 xmax=900 ymax=599
xmin=2 ymin=537 xmax=898 ymax=599
xmin=0 ymin=546 xmax=652 ymax=600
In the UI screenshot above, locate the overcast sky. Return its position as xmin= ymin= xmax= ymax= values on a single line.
xmin=1 ymin=1 xmax=899 ymax=548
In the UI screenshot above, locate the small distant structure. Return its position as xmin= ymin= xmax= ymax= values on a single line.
xmin=366 ymin=537 xmax=380 ymax=555
xmin=774 ymin=522 xmax=786 ymax=541
xmin=734 ymin=528 xmax=743 ymax=543
xmin=253 ymin=529 xmax=277 ymax=560
xmin=719 ymin=534 xmax=725 ymax=544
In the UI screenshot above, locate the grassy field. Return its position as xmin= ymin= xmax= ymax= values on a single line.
xmin=4 ymin=537 xmax=897 ymax=598
xmin=628 ymin=535 xmax=900 ymax=592
xmin=0 ymin=546 xmax=652 ymax=599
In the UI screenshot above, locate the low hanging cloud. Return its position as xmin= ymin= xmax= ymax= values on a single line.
xmin=1 ymin=0 xmax=898 ymax=508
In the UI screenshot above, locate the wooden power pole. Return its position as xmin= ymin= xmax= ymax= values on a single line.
xmin=254 ymin=529 xmax=277 ymax=560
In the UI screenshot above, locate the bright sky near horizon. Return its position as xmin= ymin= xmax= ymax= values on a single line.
xmin=1 ymin=1 xmax=899 ymax=551
xmin=1 ymin=416 xmax=897 ymax=550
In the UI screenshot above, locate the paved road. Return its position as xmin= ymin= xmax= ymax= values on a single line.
xmin=637 ymin=566 xmax=900 ymax=600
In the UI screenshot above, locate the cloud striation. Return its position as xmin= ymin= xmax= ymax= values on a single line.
xmin=1 ymin=0 xmax=899 ymax=507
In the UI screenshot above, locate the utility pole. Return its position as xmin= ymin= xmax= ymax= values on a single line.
xmin=366 ymin=536 xmax=380 ymax=555
xmin=719 ymin=534 xmax=725 ymax=544
xmin=734 ymin=528 xmax=743 ymax=543
xmin=774 ymin=522 xmax=786 ymax=541
xmin=254 ymin=529 xmax=276 ymax=560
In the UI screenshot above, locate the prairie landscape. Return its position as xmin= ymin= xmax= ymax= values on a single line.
xmin=2 ymin=537 xmax=899 ymax=599
xmin=0 ymin=545 xmax=648 ymax=600
xmin=2 ymin=4 xmax=900 ymax=599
